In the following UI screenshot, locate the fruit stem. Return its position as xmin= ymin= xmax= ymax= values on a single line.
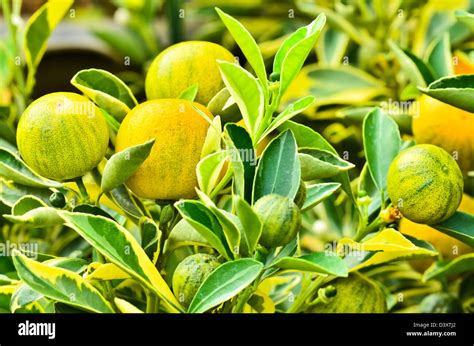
xmin=353 ymin=216 xmax=384 ymax=242
xmin=287 ymin=275 xmax=330 ymax=313
xmin=75 ymin=177 xmax=90 ymax=204
xmin=232 ymin=271 xmax=264 ymax=313
xmin=146 ymin=291 xmax=159 ymax=313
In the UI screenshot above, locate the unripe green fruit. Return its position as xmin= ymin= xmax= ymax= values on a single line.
xmin=253 ymin=194 xmax=301 ymax=248
xmin=49 ymin=192 xmax=66 ymax=208
xmin=172 ymin=254 xmax=220 ymax=308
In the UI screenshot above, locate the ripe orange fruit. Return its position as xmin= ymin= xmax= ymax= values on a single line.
xmin=115 ymin=99 xmax=212 ymax=200
xmin=412 ymin=94 xmax=474 ymax=173
xmin=401 ymin=194 xmax=473 ymax=267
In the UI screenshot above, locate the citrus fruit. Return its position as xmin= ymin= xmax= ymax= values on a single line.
xmin=419 ymin=293 xmax=463 ymax=313
xmin=17 ymin=92 xmax=109 ymax=181
xmin=145 ymin=41 xmax=235 ymax=105
xmin=115 ymin=99 xmax=212 ymax=200
xmin=453 ymin=51 xmax=474 ymax=75
xmin=172 ymin=253 xmax=220 ymax=308
xmin=401 ymin=194 xmax=473 ymax=271
xmin=308 ymin=273 xmax=387 ymax=313
xmin=49 ymin=192 xmax=66 ymax=208
xmin=412 ymin=93 xmax=474 ymax=173
xmin=253 ymin=194 xmax=301 ymax=248
xmin=387 ymin=144 xmax=463 ymax=225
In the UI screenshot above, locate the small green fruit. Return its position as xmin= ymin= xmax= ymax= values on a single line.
xmin=253 ymin=194 xmax=301 ymax=248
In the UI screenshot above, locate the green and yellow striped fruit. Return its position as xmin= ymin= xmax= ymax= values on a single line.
xmin=253 ymin=194 xmax=301 ymax=248
xmin=17 ymin=92 xmax=109 ymax=181
xmin=387 ymin=144 xmax=463 ymax=225
xmin=145 ymin=41 xmax=235 ymax=105
xmin=308 ymin=273 xmax=387 ymax=313
xmin=172 ymin=253 xmax=220 ymax=308
xmin=115 ymin=99 xmax=212 ymax=200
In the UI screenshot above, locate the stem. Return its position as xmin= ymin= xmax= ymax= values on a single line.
xmin=353 ymin=217 xmax=384 ymax=242
xmin=75 ymin=177 xmax=90 ymax=203
xmin=232 ymin=272 xmax=263 ymax=313
xmin=146 ymin=291 xmax=159 ymax=313
xmin=287 ymin=275 xmax=327 ymax=313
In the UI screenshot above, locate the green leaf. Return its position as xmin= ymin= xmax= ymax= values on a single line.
xmin=0 ymin=180 xmax=52 ymax=207
xmin=253 ymin=130 xmax=300 ymax=202
xmin=197 ymin=151 xmax=227 ymax=196
xmin=0 ymin=41 xmax=14 ymax=88
xmin=139 ymin=218 xmax=161 ymax=265
xmin=107 ymin=185 xmax=144 ymax=219
xmin=418 ymin=75 xmax=474 ymax=113
xmin=278 ymin=120 xmax=335 ymax=152
xmin=10 ymin=257 xmax=88 ymax=312
xmin=277 ymin=14 xmax=326 ymax=96
xmin=423 ymin=254 xmax=474 ymax=281
xmin=362 ymin=108 xmax=401 ymax=193
xmin=164 ymin=219 xmax=211 ymax=254
xmin=92 ymin=25 xmax=148 ymax=66
xmin=114 ymin=297 xmax=144 ymax=313
xmin=71 ymin=68 xmax=138 ymax=122
xmin=302 ymin=182 xmax=341 ymax=212
xmin=271 ymin=252 xmax=348 ymax=277
xmin=175 ymin=200 xmax=232 ymax=260
xmin=234 ymin=196 xmax=262 ymax=256
xmin=281 ymin=65 xmax=387 ymax=113
xmin=296 ymin=0 xmax=362 ymax=44
xmin=178 ymin=83 xmax=199 ymax=101
xmin=0 ymin=148 xmax=62 ymax=188
xmin=11 ymin=195 xmax=48 ymax=216
xmin=12 ymin=250 xmax=114 ymax=313
xmin=299 ymin=148 xmax=354 ymax=181
xmin=101 ymin=139 xmax=155 ymax=193
xmin=218 ymin=61 xmax=264 ymax=138
xmin=455 ymin=10 xmax=474 ymax=32
xmin=188 ymin=258 xmax=263 ymax=313
xmin=432 ymin=212 xmax=474 ymax=247
xmin=207 ymin=88 xmax=241 ymax=123
xmin=196 ymin=190 xmax=241 ymax=256
xmin=216 ymin=8 xmax=267 ymax=87
xmin=224 ymin=124 xmax=256 ymax=202
xmin=23 ymin=0 xmax=73 ymax=88
xmin=340 ymin=229 xmax=438 ymax=271
xmin=388 ymin=40 xmax=434 ymax=87
xmin=259 ymin=95 xmax=315 ymax=141
xmin=201 ymin=116 xmax=222 ymax=159
xmin=426 ymin=33 xmax=453 ymax=79
xmin=59 ymin=211 xmax=183 ymax=312
xmin=316 ymin=27 xmax=350 ymax=66
xmin=4 ymin=207 xmax=63 ymax=228
xmin=278 ymin=121 xmax=356 ymax=206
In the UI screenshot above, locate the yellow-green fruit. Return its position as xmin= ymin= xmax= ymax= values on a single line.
xmin=308 ymin=273 xmax=387 ymax=313
xmin=17 ymin=92 xmax=109 ymax=181
xmin=253 ymin=194 xmax=301 ymax=248
xmin=387 ymin=144 xmax=463 ymax=225
xmin=172 ymin=253 xmax=220 ymax=308
xmin=412 ymin=94 xmax=474 ymax=172
xmin=115 ymin=99 xmax=212 ymax=200
xmin=145 ymin=41 xmax=235 ymax=105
